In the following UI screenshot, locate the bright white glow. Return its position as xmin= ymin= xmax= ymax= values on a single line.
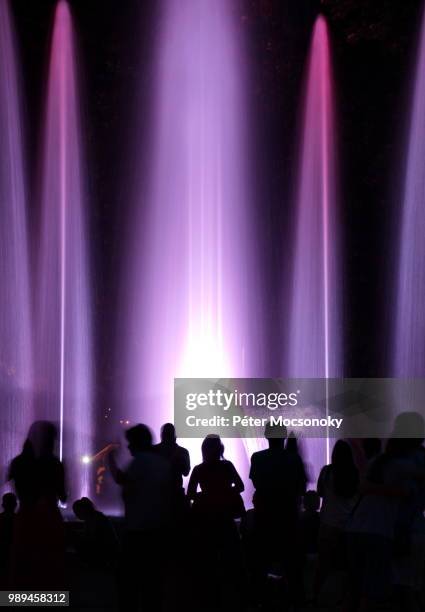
xmin=81 ymin=455 xmax=91 ymax=465
xmin=178 ymin=327 xmax=230 ymax=379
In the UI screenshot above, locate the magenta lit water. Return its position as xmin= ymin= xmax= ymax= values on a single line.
xmin=36 ymin=1 xmax=92 ymax=497
xmin=123 ymin=0 xmax=258 ymax=484
xmin=0 ymin=0 xmax=33 ymax=477
xmin=394 ymin=9 xmax=425 ymax=378
xmin=287 ymin=17 xmax=341 ymax=481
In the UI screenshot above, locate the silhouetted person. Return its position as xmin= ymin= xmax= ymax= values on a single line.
xmin=109 ymin=424 xmax=172 ymax=611
xmin=250 ymin=424 xmax=307 ymax=515
xmin=315 ymin=440 xmax=359 ymax=598
xmin=345 ymin=414 xmax=425 ymax=612
xmin=73 ymin=497 xmax=119 ymax=569
xmin=287 ymin=430 xmax=310 ymax=488
xmin=187 ymin=435 xmax=245 ymax=609
xmin=249 ymin=423 xmax=307 ymax=605
xmin=0 ymin=493 xmax=17 ymax=586
xmin=154 ymin=423 xmax=190 ymax=511
xmin=8 ymin=421 xmax=66 ymax=589
xmin=187 ymin=435 xmax=244 ymax=518
xmin=389 ymin=414 xmax=425 ymax=612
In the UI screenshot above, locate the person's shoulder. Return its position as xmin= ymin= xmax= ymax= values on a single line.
xmin=10 ymin=452 xmax=25 ymax=466
xmin=9 ymin=454 xmax=20 ymax=470
xmin=251 ymin=449 xmax=267 ymax=461
xmin=8 ymin=453 xmax=25 ymax=475
xmin=319 ymin=463 xmax=331 ymax=475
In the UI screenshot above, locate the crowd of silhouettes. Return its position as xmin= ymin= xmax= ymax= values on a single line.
xmin=0 ymin=415 xmax=424 ymax=611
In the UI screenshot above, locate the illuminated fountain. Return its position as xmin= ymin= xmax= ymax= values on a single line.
xmin=123 ymin=0 xmax=258 ymax=479
xmin=35 ymin=0 xmax=93 ymax=497
xmin=0 ymin=0 xmax=33 ymax=477
xmin=287 ymin=16 xmax=342 ymax=480
xmin=394 ymin=8 xmax=425 ymax=378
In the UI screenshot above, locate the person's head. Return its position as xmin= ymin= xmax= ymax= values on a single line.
xmin=303 ymin=490 xmax=320 ymax=513
xmin=201 ymin=435 xmax=224 ymax=463
xmin=23 ymin=421 xmax=57 ymax=458
xmin=362 ymin=438 xmax=382 ymax=460
xmin=125 ymin=424 xmax=153 ymax=456
xmin=331 ymin=440 xmax=354 ymax=466
xmin=73 ymin=497 xmax=96 ymax=521
xmin=160 ymin=423 xmax=176 ymax=444
xmin=2 ymin=492 xmax=17 ymax=514
xmin=265 ymin=422 xmax=287 ymax=449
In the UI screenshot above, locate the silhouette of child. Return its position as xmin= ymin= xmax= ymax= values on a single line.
xmin=73 ymin=497 xmax=119 ymax=568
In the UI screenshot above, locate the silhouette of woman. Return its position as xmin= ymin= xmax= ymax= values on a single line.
xmin=187 ymin=435 xmax=245 ymax=609
xmin=8 ymin=421 xmax=66 ymax=589
xmin=315 ymin=439 xmax=359 ymax=598
xmin=187 ymin=434 xmax=244 ymax=519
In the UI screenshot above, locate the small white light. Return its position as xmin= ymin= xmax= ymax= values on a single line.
xmin=81 ymin=455 xmax=91 ymax=465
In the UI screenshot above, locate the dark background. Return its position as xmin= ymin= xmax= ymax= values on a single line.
xmin=9 ymin=0 xmax=424 ymax=436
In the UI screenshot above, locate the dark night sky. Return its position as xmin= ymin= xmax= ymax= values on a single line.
xmin=9 ymin=0 xmax=425 ymax=414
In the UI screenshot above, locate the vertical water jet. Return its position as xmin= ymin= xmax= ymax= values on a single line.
xmin=123 ymin=0 xmax=257 ymax=473
xmin=394 ymin=8 xmax=425 ymax=378
xmin=36 ymin=0 xmax=93 ymax=497
xmin=0 ymin=0 xmax=33 ymax=475
xmin=287 ymin=16 xmax=342 ymax=479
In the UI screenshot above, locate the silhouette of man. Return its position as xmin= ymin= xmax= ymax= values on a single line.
xmin=249 ymin=423 xmax=307 ymax=605
xmin=109 ymin=424 xmax=172 ymax=611
xmin=250 ymin=423 xmax=307 ymax=515
xmin=154 ymin=423 xmax=190 ymax=508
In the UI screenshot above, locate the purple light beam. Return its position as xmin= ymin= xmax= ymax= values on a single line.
xmin=287 ymin=16 xmax=342 ymax=480
xmin=36 ymin=0 xmax=93 ymax=498
xmin=123 ymin=0 xmax=258 ymax=480
xmin=0 ymin=0 xmax=33 ymax=475
xmin=394 ymin=8 xmax=425 ymax=378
